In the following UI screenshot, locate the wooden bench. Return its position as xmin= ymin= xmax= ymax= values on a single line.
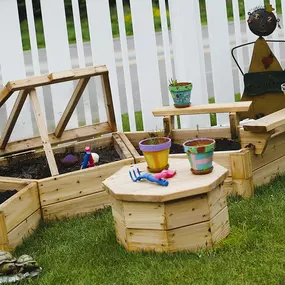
xmin=152 ymin=102 xmax=253 ymax=139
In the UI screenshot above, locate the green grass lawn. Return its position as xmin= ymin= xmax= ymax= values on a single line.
xmin=14 ymin=175 xmax=285 ymax=284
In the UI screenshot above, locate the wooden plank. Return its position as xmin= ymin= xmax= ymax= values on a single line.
xmin=0 ymin=89 xmax=29 ymax=149
xmin=0 ymin=212 xmax=9 ymax=251
xmin=0 ymin=87 xmax=13 ymax=108
xmin=7 ymin=209 xmax=41 ymax=250
xmin=0 ymin=180 xmax=28 ymax=191
xmin=112 ymin=133 xmax=133 ymax=160
xmin=29 ymin=89 xmax=59 ymax=176
xmin=253 ymin=154 xmax=285 ymax=186
xmin=101 ymin=72 xmax=117 ymax=132
xmin=207 ymin=185 xmax=227 ymax=219
xmin=117 ymin=132 xmax=140 ymax=161
xmin=210 ymin=206 xmax=230 ymax=244
xmin=123 ymin=201 xmax=165 ymax=230
xmin=0 ymin=182 xmax=40 ymax=232
xmin=251 ymin=132 xmax=285 ymax=171
xmin=111 ymin=198 xmax=128 ymax=248
xmin=229 ymin=112 xmax=240 ymax=140
xmin=124 ymin=131 xmax=164 ymax=147
xmin=167 ymin=221 xmax=212 ymax=252
xmin=152 ymin=102 xmax=252 ymax=117
xmin=163 ymin=116 xmax=174 ymax=138
xmin=48 ymin=70 xmax=75 ymax=81
xmin=39 ymin=158 xmax=134 ymax=206
xmin=243 ymin=107 xmax=285 ymax=133
xmin=54 ymin=77 xmax=90 ymax=138
xmin=126 ymin=228 xmax=168 ymax=252
xmin=0 ymin=122 xmax=112 ymax=156
xmin=42 ymin=190 xmax=110 ymax=221
xmin=165 ymin=194 xmax=209 ymax=230
xmin=232 ymin=177 xmax=254 ymax=198
xmin=230 ymin=150 xmax=252 ymax=180
xmin=239 ymin=128 xmax=270 ymax=155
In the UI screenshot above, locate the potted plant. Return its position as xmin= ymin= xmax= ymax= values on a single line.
xmin=183 ymin=138 xmax=215 ymax=175
xmin=139 ymin=135 xmax=171 ymax=173
xmin=168 ymin=79 xmax=193 ymax=108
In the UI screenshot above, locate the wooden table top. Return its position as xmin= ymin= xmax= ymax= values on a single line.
xmin=103 ymin=158 xmax=228 ymax=202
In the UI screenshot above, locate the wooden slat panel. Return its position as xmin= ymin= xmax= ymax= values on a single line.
xmin=40 ymin=158 xmax=134 ymax=206
xmin=112 ymin=133 xmax=133 ymax=160
xmin=126 ymin=228 xmax=168 ymax=252
xmin=7 ymin=209 xmax=41 ymax=250
xmin=54 ymin=77 xmax=90 ymax=137
xmin=210 ymin=206 xmax=230 ymax=244
xmin=116 ymin=0 xmax=136 ymax=131
xmin=165 ymin=194 xmax=209 ymax=230
xmin=123 ymin=201 xmax=165 ymax=230
xmin=207 ymin=185 xmax=227 ymax=219
xmin=0 ymin=122 xmax=112 ymax=156
xmin=85 ymin=0 xmax=122 ymax=130
xmin=243 ymin=108 xmax=285 ymax=133
xmin=29 ymin=89 xmax=59 ymax=176
xmin=129 ymin=0 xmax=163 ymax=131
xmin=0 ymin=183 xmax=40 ymax=232
xmin=152 ymin=102 xmax=252 ymax=117
xmin=117 ymin=132 xmax=140 ymax=159
xmin=42 ymin=191 xmax=110 ymax=221
xmin=71 ymin=0 xmax=92 ymax=125
xmin=0 ymin=212 xmax=9 ymax=251
xmin=0 ymin=180 xmax=28 ymax=191
xmin=0 ymin=66 xmax=108 ymax=108
xmin=0 ymin=0 xmax=33 ymax=140
xmin=168 ymin=221 xmax=212 ymax=252
xmin=253 ymin=154 xmax=285 ymax=186
xmin=205 ymin=0 xmax=235 ymax=125
xmin=168 ymin=0 xmax=210 ymax=128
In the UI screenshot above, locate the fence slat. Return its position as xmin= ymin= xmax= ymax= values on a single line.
xmin=205 ymin=0 xmax=235 ymax=126
xmin=159 ymin=0 xmax=173 ymax=105
xmin=86 ymin=0 xmax=123 ymax=131
xmin=169 ymin=0 xmax=210 ymax=129
xmin=40 ymin=0 xmax=78 ymax=130
xmin=71 ymin=0 xmax=92 ymax=126
xmin=0 ymin=0 xmax=33 ymax=142
xmin=25 ymin=0 xmax=46 ymax=129
xmin=116 ymin=0 xmax=136 ymax=131
xmin=269 ymin=0 xmax=281 ymax=61
xmin=130 ymin=0 xmax=163 ymax=131
xmin=232 ymin=0 xmax=245 ymax=95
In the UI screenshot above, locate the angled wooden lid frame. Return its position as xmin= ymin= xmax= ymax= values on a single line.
xmin=0 ymin=65 xmax=117 ymax=176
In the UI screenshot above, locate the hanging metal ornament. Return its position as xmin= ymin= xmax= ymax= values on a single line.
xmin=247 ymin=5 xmax=278 ymax=37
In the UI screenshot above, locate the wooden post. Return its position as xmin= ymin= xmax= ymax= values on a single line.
xmin=101 ymin=72 xmax=117 ymax=132
xmin=230 ymin=149 xmax=254 ymax=198
xmin=163 ymin=116 xmax=174 ymax=138
xmin=54 ymin=77 xmax=90 ymax=138
xmin=0 ymin=212 xmax=9 ymax=251
xmin=29 ymin=89 xmax=59 ymax=176
xmin=229 ymin=112 xmax=240 ymax=140
xmin=0 ymin=89 xmax=29 ymax=149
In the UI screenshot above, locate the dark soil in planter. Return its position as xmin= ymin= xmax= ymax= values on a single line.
xmin=0 ymin=190 xmax=17 ymax=204
xmin=0 ymin=146 xmax=120 ymax=180
xmin=136 ymin=139 xmax=241 ymax=155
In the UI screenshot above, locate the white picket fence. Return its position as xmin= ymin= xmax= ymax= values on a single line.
xmin=0 ymin=0 xmax=284 ymax=142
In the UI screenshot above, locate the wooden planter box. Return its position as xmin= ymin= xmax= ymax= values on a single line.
xmin=0 ymin=178 xmax=40 ymax=251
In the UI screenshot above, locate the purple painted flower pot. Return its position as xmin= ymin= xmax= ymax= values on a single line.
xmin=139 ymin=137 xmax=171 ymax=173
